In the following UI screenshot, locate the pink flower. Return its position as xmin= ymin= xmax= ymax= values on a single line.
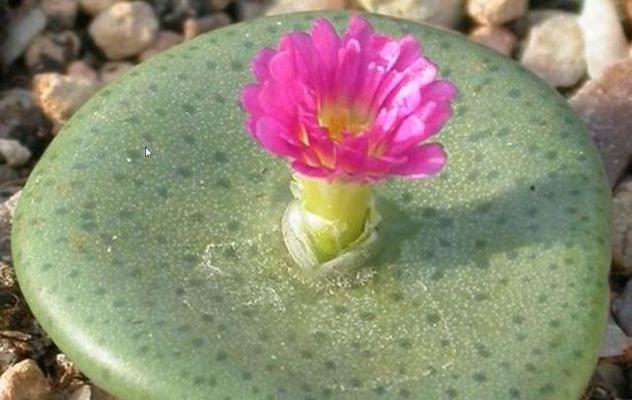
xmin=240 ymin=15 xmax=457 ymax=183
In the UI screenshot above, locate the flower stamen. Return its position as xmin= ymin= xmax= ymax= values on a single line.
xmin=318 ymin=102 xmax=372 ymax=142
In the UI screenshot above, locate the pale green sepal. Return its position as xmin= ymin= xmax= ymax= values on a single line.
xmin=282 ymin=198 xmax=382 ymax=280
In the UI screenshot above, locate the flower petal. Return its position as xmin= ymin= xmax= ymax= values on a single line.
xmin=251 ymin=48 xmax=275 ymax=82
xmin=388 ymin=113 xmax=428 ymax=154
xmin=240 ymin=16 xmax=456 ymax=183
xmin=389 ymin=144 xmax=447 ymax=178
xmin=256 ymin=118 xmax=300 ymax=158
xmin=311 ymin=18 xmax=340 ymax=92
xmin=291 ymin=160 xmax=331 ymax=178
xmin=344 ymin=15 xmax=374 ymax=44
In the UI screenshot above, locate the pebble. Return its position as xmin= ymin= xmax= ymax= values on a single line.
xmin=0 ymin=190 xmax=20 ymax=264
xmin=41 ymin=0 xmax=79 ymax=30
xmin=32 ymin=73 xmax=99 ymax=129
xmin=0 ymin=89 xmax=37 ymax=135
xmin=0 ymin=359 xmax=54 ymax=400
xmin=512 ymin=9 xmax=567 ymax=37
xmin=139 ymin=31 xmax=183 ymax=61
xmin=0 ymin=340 xmax=18 ymax=376
xmin=600 ymin=316 xmax=630 ymax=358
xmin=0 ymin=191 xmax=21 ymax=259
xmin=589 ymin=361 xmax=629 ymax=398
xmin=266 ymin=0 xmax=346 ymax=15
xmin=69 ymin=385 xmax=92 ymax=400
xmin=467 ymin=0 xmax=527 ymax=25
xmin=151 ymin=0 xmax=202 ymax=30
xmin=469 ymin=25 xmax=516 ymax=56
xmin=69 ymin=384 xmax=120 ymax=400
xmin=579 ymin=0 xmax=629 ymax=79
xmin=611 ymin=180 xmax=632 ymax=274
xmin=519 ymin=12 xmax=585 ymax=87
xmin=354 ymin=0 xmax=463 ymax=28
xmin=25 ymin=30 xmax=81 ymax=72
xmin=89 ymin=1 xmax=159 ymax=60
xmin=205 ymin=0 xmax=231 ymax=11
xmin=569 ymin=58 xmax=632 ymax=188
xmin=92 ymin=386 xmax=120 ymax=400
xmin=0 ymin=89 xmax=51 ymax=157
xmin=79 ymin=0 xmax=123 ymax=16
xmin=99 ymin=61 xmax=134 ymax=84
xmin=0 ymin=7 xmax=47 ymax=67
xmin=0 ymin=0 xmax=7 ymax=46
xmin=183 ymin=13 xmax=231 ymax=39
xmin=236 ymin=0 xmax=266 ymax=20
xmin=54 ymin=353 xmax=80 ymax=389
xmin=0 ymin=139 xmax=31 ymax=167
xmin=67 ymin=60 xmax=99 ymax=82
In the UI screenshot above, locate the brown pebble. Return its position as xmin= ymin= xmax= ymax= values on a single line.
xmin=66 ymin=60 xmax=99 ymax=82
xmin=138 ymin=31 xmax=183 ymax=61
xmin=569 ymin=58 xmax=632 ymax=188
xmin=41 ymin=0 xmax=79 ymax=30
xmin=469 ymin=25 xmax=516 ymax=56
xmin=0 ymin=359 xmax=54 ymax=400
xmin=24 ymin=30 xmax=81 ymax=72
xmin=99 ymin=61 xmax=134 ymax=84
xmin=32 ymin=72 xmax=99 ymax=130
xmin=183 ymin=13 xmax=231 ymax=40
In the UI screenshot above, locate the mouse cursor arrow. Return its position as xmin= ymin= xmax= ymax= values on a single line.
xmin=145 ymin=146 xmax=152 ymax=158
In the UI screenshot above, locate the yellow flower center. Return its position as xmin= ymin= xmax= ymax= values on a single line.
xmin=318 ymin=102 xmax=371 ymax=142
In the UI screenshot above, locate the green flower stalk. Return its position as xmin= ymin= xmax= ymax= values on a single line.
xmin=240 ymin=16 xmax=456 ymax=274
xmin=295 ymin=176 xmax=372 ymax=261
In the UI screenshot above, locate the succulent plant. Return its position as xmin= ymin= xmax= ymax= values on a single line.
xmin=12 ymin=11 xmax=610 ymax=400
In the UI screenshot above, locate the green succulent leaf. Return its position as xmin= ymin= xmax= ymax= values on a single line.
xmin=12 ymin=11 xmax=610 ymax=400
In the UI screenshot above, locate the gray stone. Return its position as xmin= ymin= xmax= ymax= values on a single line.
xmin=355 ymin=0 xmax=464 ymax=28
xmin=0 ymin=139 xmax=31 ymax=167
xmin=24 ymin=30 xmax=81 ymax=72
xmin=590 ymin=361 xmax=629 ymax=398
xmin=204 ymin=0 xmax=231 ymax=11
xmin=0 ymin=340 xmax=18 ymax=376
xmin=569 ymin=59 xmax=632 ymax=188
xmin=611 ymin=180 xmax=632 ymax=274
xmin=512 ymin=9 xmax=569 ymax=40
xmin=79 ymin=0 xmax=125 ymax=16
xmin=0 ymin=166 xmax=22 ymax=187
xmin=599 ymin=316 xmax=630 ymax=358
xmin=89 ymin=1 xmax=159 ymax=60
xmin=0 ymin=191 xmax=22 ymax=261
xmin=151 ymin=0 xmax=201 ymax=30
xmin=0 ymin=89 xmax=51 ymax=157
xmin=0 ymin=7 xmax=47 ymax=67
xmin=519 ymin=12 xmax=585 ymax=87
xmin=236 ymin=0 xmax=266 ymax=20
xmin=0 ymin=0 xmax=8 ymax=46
xmin=41 ymin=0 xmax=79 ymax=30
